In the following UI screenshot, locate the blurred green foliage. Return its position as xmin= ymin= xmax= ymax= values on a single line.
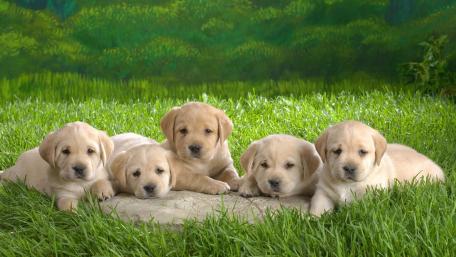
xmin=401 ymin=35 xmax=452 ymax=93
xmin=1 ymin=0 xmax=456 ymax=84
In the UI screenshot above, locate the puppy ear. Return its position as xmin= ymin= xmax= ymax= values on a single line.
xmin=39 ymin=131 xmax=59 ymax=168
xmin=217 ymin=110 xmax=233 ymax=145
xmin=98 ymin=131 xmax=114 ymax=166
xmin=372 ymin=130 xmax=387 ymax=166
xmin=110 ymin=151 xmax=129 ymax=192
xmin=240 ymin=141 xmax=259 ymax=174
xmin=314 ymin=130 xmax=329 ymax=163
xmin=166 ymin=152 xmax=178 ymax=188
xmin=160 ymin=107 xmax=180 ymax=147
xmin=300 ymin=142 xmax=322 ymax=177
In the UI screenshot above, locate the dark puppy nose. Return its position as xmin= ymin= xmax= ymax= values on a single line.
xmin=143 ymin=184 xmax=156 ymax=194
xmin=343 ymin=165 xmax=357 ymax=176
xmin=188 ymin=144 xmax=201 ymax=154
xmin=72 ymin=165 xmax=86 ymax=177
xmin=268 ymin=179 xmax=280 ymax=189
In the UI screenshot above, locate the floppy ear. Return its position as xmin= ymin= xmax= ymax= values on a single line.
xmin=110 ymin=151 xmax=129 ymax=192
xmin=166 ymin=152 xmax=178 ymax=188
xmin=372 ymin=130 xmax=387 ymax=166
xmin=314 ymin=130 xmax=329 ymax=163
xmin=98 ymin=131 xmax=114 ymax=166
xmin=160 ymin=107 xmax=180 ymax=147
xmin=39 ymin=131 xmax=59 ymax=168
xmin=300 ymin=142 xmax=322 ymax=177
xmin=217 ymin=110 xmax=233 ymax=145
xmin=240 ymin=141 xmax=260 ymax=175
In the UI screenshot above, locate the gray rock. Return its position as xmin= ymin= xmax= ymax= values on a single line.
xmin=100 ymin=191 xmax=310 ymax=224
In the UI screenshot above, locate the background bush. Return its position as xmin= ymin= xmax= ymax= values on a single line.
xmin=1 ymin=0 xmax=456 ymax=85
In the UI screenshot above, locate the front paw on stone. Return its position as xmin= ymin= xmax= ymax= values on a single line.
xmin=207 ymin=181 xmax=231 ymax=195
xmin=93 ymin=185 xmax=115 ymax=201
xmin=227 ymin=178 xmax=241 ymax=192
xmin=238 ymin=185 xmax=260 ymax=198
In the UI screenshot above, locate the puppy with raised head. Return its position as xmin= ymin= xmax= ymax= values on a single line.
xmin=160 ymin=102 xmax=239 ymax=194
xmin=238 ymin=135 xmax=322 ymax=198
xmin=310 ymin=121 xmax=445 ymax=217
xmin=109 ymin=133 xmax=240 ymax=196
xmin=0 ymin=122 xmax=114 ymax=211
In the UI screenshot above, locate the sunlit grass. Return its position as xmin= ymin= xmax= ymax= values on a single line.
xmin=0 ymin=84 xmax=455 ymax=256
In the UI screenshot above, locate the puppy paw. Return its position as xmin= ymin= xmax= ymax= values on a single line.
xmin=91 ymin=180 xmax=115 ymax=201
xmin=227 ymin=178 xmax=241 ymax=192
xmin=238 ymin=184 xmax=260 ymax=198
xmin=205 ymin=180 xmax=230 ymax=195
xmin=96 ymin=186 xmax=115 ymax=201
xmin=57 ymin=198 xmax=78 ymax=212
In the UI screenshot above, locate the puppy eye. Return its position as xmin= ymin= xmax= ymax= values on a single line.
xmin=359 ymin=149 xmax=368 ymax=156
xmin=205 ymin=128 xmax=213 ymax=134
xmin=179 ymin=128 xmax=188 ymax=135
xmin=260 ymin=161 xmax=269 ymax=169
xmin=62 ymin=149 xmax=71 ymax=155
xmin=87 ymin=148 xmax=95 ymax=155
xmin=333 ymin=149 xmax=342 ymax=155
xmin=285 ymin=162 xmax=295 ymax=169
xmin=156 ymin=168 xmax=165 ymax=175
xmin=133 ymin=169 xmax=141 ymax=177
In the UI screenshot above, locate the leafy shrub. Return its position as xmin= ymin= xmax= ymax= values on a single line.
xmin=401 ymin=35 xmax=451 ymax=92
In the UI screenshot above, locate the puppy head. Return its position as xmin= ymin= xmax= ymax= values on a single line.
xmin=315 ymin=121 xmax=387 ymax=182
xmin=39 ymin=122 xmax=114 ymax=182
xmin=241 ymin=135 xmax=321 ymax=197
xmin=109 ymin=144 xmax=174 ymax=198
xmin=160 ymin=102 xmax=233 ymax=161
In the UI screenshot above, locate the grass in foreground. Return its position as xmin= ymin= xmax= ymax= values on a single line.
xmin=0 ymin=91 xmax=455 ymax=256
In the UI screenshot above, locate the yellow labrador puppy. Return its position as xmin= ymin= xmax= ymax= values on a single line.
xmin=109 ymin=133 xmax=239 ymax=196
xmin=239 ymin=135 xmax=322 ymax=198
xmin=108 ymin=133 xmax=170 ymax=198
xmin=310 ymin=121 xmax=445 ymax=217
xmin=0 ymin=122 xmax=114 ymax=211
xmin=160 ymin=102 xmax=239 ymax=193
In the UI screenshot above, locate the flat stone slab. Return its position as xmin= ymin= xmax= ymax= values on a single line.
xmin=100 ymin=191 xmax=310 ymax=224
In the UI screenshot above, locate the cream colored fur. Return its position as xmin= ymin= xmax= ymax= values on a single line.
xmin=238 ymin=134 xmax=322 ymax=198
xmin=1 ymin=122 xmax=114 ymax=211
xmin=160 ymin=102 xmax=239 ymax=193
xmin=310 ymin=121 xmax=445 ymax=217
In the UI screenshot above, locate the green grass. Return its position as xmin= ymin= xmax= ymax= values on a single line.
xmin=0 ymin=72 xmax=410 ymax=102
xmin=0 ymin=83 xmax=455 ymax=256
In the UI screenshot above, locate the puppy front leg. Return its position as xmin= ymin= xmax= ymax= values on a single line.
xmin=309 ymin=188 xmax=335 ymax=217
xmin=214 ymin=165 xmax=240 ymax=191
xmin=238 ymin=174 xmax=261 ymax=198
xmin=57 ymin=197 xmax=78 ymax=211
xmin=174 ymin=172 xmax=230 ymax=195
xmin=91 ymin=179 xmax=115 ymax=201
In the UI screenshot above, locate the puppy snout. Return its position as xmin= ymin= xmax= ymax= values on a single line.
xmin=343 ymin=165 xmax=357 ymax=176
xmin=188 ymin=144 xmax=202 ymax=154
xmin=143 ymin=184 xmax=156 ymax=194
xmin=268 ymin=179 xmax=280 ymax=191
xmin=72 ymin=165 xmax=86 ymax=177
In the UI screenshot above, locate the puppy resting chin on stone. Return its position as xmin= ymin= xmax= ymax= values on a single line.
xmin=238 ymin=134 xmax=322 ymax=198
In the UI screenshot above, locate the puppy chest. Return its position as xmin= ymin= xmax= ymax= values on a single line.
xmin=182 ymin=162 xmax=214 ymax=176
xmin=334 ymin=184 xmax=366 ymax=204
